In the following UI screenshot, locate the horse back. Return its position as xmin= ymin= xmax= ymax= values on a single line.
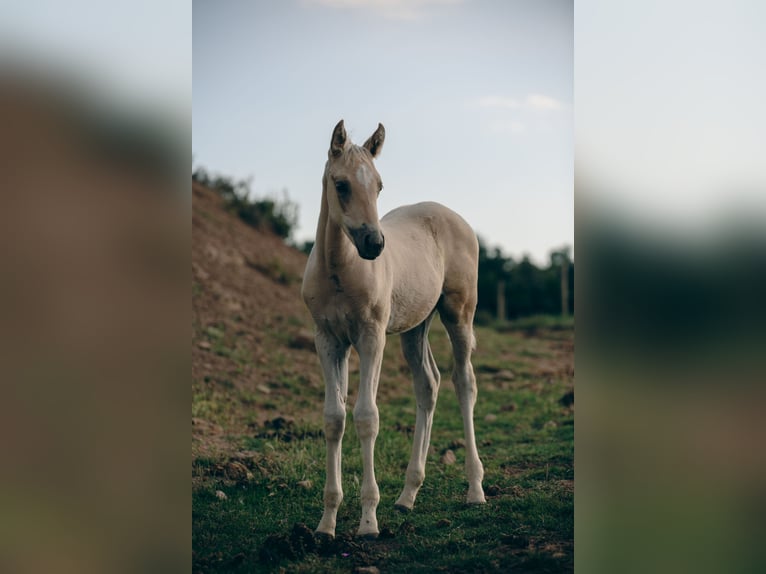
xmin=381 ymin=202 xmax=478 ymax=332
xmin=382 ymin=201 xmax=478 ymax=272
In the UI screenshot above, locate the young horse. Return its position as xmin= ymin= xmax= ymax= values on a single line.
xmin=301 ymin=120 xmax=486 ymax=539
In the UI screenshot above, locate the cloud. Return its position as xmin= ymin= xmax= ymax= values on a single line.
xmin=476 ymin=93 xmax=563 ymax=112
xmin=477 ymin=95 xmax=521 ymax=109
xmin=306 ymin=0 xmax=463 ymax=21
xmin=525 ymin=94 xmax=562 ymax=111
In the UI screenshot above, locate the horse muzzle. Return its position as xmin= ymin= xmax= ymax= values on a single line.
xmin=349 ymin=224 xmax=385 ymax=260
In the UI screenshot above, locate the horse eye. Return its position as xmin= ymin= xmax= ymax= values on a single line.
xmin=335 ymin=180 xmax=350 ymax=198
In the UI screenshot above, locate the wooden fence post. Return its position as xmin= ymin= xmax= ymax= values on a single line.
xmin=561 ymin=255 xmax=569 ymax=317
xmin=497 ymin=279 xmax=506 ymax=321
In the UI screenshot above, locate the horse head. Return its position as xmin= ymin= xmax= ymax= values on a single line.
xmin=324 ymin=119 xmax=386 ymax=260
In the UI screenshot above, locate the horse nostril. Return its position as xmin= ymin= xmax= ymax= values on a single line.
xmin=365 ymin=233 xmax=384 ymax=253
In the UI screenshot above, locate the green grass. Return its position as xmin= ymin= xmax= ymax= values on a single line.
xmin=193 ymin=322 xmax=573 ymax=573
xmin=477 ymin=314 xmax=574 ymax=335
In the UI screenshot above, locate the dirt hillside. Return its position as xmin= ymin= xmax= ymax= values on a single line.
xmin=192 ymin=182 xmax=322 ymax=458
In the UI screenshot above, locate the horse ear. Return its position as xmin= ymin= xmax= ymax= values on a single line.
xmin=363 ymin=123 xmax=385 ymax=158
xmin=330 ymin=119 xmax=347 ymax=157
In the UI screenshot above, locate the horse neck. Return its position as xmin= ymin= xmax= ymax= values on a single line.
xmin=314 ymin=180 xmax=357 ymax=273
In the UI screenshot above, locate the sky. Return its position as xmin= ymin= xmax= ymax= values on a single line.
xmin=0 ymin=1 xmax=189 ymax=115
xmin=574 ymin=0 xmax=766 ymax=238
xmin=193 ymin=0 xmax=573 ymax=265
xmin=576 ymin=0 xmax=766 ymax=228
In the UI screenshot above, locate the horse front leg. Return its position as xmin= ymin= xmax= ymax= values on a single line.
xmin=354 ymin=326 xmax=386 ymax=538
xmin=315 ymin=332 xmax=350 ymax=538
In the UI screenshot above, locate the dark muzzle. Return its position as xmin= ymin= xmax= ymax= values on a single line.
xmin=349 ymin=224 xmax=385 ymax=260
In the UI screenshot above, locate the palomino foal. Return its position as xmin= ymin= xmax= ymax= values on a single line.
xmin=301 ymin=120 xmax=486 ymax=539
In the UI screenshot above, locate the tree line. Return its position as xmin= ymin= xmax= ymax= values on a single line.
xmin=476 ymin=241 xmax=573 ymax=322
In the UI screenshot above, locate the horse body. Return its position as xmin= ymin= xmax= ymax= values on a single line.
xmin=301 ymin=120 xmax=485 ymax=540
xmin=381 ymin=201 xmax=480 ymax=333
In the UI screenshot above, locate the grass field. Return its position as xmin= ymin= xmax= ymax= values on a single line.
xmin=192 ymin=317 xmax=573 ymax=573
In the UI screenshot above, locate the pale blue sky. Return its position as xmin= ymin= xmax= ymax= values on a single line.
xmin=0 ymin=1 xmax=189 ymax=115
xmin=193 ymin=0 xmax=573 ymax=264
xmin=577 ymin=0 xmax=766 ymax=227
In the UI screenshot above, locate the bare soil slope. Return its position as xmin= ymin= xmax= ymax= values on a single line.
xmin=192 ymin=182 xmax=321 ymax=458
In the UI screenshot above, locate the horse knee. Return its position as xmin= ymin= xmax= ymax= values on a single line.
xmin=353 ymin=405 xmax=379 ymax=440
xmin=360 ymin=483 xmax=380 ymax=506
xmin=414 ymin=375 xmax=438 ymax=411
xmin=324 ymin=410 xmax=346 ymax=442
xmin=324 ymin=488 xmax=343 ymax=509
xmin=406 ymin=466 xmax=426 ymax=488
xmin=453 ymin=371 xmax=478 ymax=406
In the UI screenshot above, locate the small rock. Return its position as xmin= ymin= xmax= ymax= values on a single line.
xmin=193 ymin=263 xmax=210 ymax=281
xmin=355 ymin=567 xmax=380 ymax=574
xmin=197 ymin=341 xmax=211 ymax=350
xmin=257 ymin=384 xmax=271 ymax=394
xmin=440 ymin=449 xmax=457 ymax=465
xmin=289 ymin=329 xmax=316 ymax=351
xmin=215 ymin=490 xmax=227 ymax=500
xmin=485 ymin=484 xmax=502 ymax=496
xmin=449 ymin=438 xmax=465 ymax=450
xmin=484 ymin=413 xmax=498 ymax=422
xmin=224 ymin=461 xmax=249 ymax=482
xmin=297 ymin=480 xmax=313 ymax=490
xmin=493 ymin=369 xmax=515 ymax=382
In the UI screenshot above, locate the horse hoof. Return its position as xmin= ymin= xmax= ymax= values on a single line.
xmin=314 ymin=530 xmax=335 ymax=541
xmin=358 ymin=531 xmax=379 ymax=540
xmin=394 ymin=503 xmax=412 ymax=513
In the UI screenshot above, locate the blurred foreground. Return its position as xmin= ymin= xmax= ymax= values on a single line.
xmin=577 ymin=202 xmax=766 ymax=573
xmin=576 ymin=1 xmax=766 ymax=570
xmin=0 ymin=60 xmax=188 ymax=572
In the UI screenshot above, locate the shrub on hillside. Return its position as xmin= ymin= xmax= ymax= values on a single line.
xmin=193 ymin=166 xmax=298 ymax=240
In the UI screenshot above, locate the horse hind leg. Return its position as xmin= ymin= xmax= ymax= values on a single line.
xmin=395 ymin=311 xmax=440 ymax=512
xmin=438 ymin=294 xmax=486 ymax=504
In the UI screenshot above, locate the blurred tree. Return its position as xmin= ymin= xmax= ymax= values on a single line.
xmin=476 ymin=238 xmax=574 ymax=320
xmin=551 ymin=247 xmax=572 ymax=317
